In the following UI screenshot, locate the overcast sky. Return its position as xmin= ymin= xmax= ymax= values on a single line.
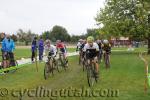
xmin=0 ymin=0 xmax=105 ymax=35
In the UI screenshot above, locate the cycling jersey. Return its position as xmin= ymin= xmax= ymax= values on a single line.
xmin=83 ymin=43 xmax=99 ymax=59
xmin=83 ymin=43 xmax=99 ymax=52
xmin=45 ymin=44 xmax=57 ymax=57
xmin=56 ymin=42 xmax=67 ymax=53
xmin=76 ymin=42 xmax=82 ymax=51
xmin=102 ymin=44 xmax=111 ymax=54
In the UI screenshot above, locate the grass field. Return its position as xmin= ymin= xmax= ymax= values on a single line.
xmin=0 ymin=50 xmax=150 ymax=100
xmin=0 ymin=47 xmax=76 ymax=62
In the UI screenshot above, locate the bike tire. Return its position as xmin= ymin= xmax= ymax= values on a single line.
xmin=87 ymin=65 xmax=95 ymax=87
xmin=44 ymin=62 xmax=50 ymax=80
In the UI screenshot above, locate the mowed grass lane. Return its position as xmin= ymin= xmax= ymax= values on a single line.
xmin=0 ymin=51 xmax=150 ymax=100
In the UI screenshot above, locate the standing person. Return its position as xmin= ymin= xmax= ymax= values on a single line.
xmin=5 ymin=34 xmax=15 ymax=66
xmin=31 ymin=37 xmax=38 ymax=63
xmin=0 ymin=33 xmax=8 ymax=69
xmin=38 ymin=36 xmax=44 ymax=61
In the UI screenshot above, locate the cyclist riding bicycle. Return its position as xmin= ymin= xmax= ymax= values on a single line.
xmin=102 ymin=39 xmax=111 ymax=54
xmin=44 ymin=39 xmax=57 ymax=62
xmin=76 ymin=39 xmax=84 ymax=64
xmin=96 ymin=39 xmax=103 ymax=62
xmin=76 ymin=39 xmax=83 ymax=51
xmin=83 ymin=36 xmax=99 ymax=78
xmin=56 ymin=40 xmax=68 ymax=66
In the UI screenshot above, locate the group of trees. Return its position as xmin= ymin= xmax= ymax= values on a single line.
xmin=95 ymin=0 xmax=150 ymax=53
xmin=1 ymin=25 xmax=98 ymax=45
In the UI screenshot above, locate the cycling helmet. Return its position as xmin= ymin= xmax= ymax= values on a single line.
xmin=87 ymin=36 xmax=94 ymax=43
xmin=103 ymin=39 xmax=109 ymax=44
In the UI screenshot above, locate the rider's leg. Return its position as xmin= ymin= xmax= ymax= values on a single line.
xmin=93 ymin=57 xmax=99 ymax=78
xmin=94 ymin=57 xmax=99 ymax=73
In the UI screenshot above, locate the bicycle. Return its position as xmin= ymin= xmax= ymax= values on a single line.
xmin=103 ymin=51 xmax=110 ymax=69
xmin=44 ymin=52 xmax=59 ymax=80
xmin=57 ymin=51 xmax=68 ymax=71
xmin=86 ymin=58 xmax=98 ymax=87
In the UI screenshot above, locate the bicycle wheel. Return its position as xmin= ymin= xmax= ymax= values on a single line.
xmin=44 ymin=62 xmax=50 ymax=80
xmin=60 ymin=56 xmax=67 ymax=71
xmin=87 ymin=64 xmax=95 ymax=87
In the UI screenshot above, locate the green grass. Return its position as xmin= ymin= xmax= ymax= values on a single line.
xmin=0 ymin=47 xmax=76 ymax=62
xmin=0 ymin=51 xmax=150 ymax=100
xmin=0 ymin=48 xmax=31 ymax=62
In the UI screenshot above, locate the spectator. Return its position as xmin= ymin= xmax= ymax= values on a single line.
xmin=5 ymin=34 xmax=15 ymax=66
xmin=0 ymin=33 xmax=8 ymax=69
xmin=31 ymin=37 xmax=37 ymax=63
xmin=38 ymin=36 xmax=44 ymax=61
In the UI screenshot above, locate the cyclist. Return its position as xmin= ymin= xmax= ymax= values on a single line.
xmin=76 ymin=39 xmax=83 ymax=51
xmin=76 ymin=39 xmax=84 ymax=64
xmin=81 ymin=39 xmax=86 ymax=56
xmin=102 ymin=39 xmax=111 ymax=68
xmin=96 ymin=39 xmax=103 ymax=62
xmin=44 ymin=39 xmax=57 ymax=62
xmin=83 ymin=36 xmax=99 ymax=78
xmin=56 ymin=40 xmax=68 ymax=66
xmin=102 ymin=39 xmax=111 ymax=54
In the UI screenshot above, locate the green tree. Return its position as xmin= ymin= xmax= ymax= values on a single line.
xmin=95 ymin=0 xmax=150 ymax=54
xmin=17 ymin=29 xmax=36 ymax=45
xmin=50 ymin=25 xmax=71 ymax=42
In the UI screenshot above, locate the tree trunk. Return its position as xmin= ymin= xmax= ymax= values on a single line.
xmin=148 ymin=38 xmax=150 ymax=54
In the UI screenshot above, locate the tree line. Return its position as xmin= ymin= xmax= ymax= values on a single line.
xmin=0 ymin=25 xmax=100 ymax=45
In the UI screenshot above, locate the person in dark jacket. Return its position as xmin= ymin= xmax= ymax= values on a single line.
xmin=31 ymin=37 xmax=37 ymax=63
xmin=38 ymin=36 xmax=44 ymax=61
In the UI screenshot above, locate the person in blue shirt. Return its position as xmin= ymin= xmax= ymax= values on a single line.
xmin=0 ymin=32 xmax=8 ymax=69
xmin=5 ymin=34 xmax=16 ymax=66
xmin=38 ymin=36 xmax=44 ymax=61
xmin=31 ymin=37 xmax=38 ymax=62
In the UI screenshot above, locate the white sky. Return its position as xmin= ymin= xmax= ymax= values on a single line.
xmin=0 ymin=0 xmax=105 ymax=35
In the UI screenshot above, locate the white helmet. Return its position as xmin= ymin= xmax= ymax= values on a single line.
xmin=45 ymin=39 xmax=51 ymax=44
xmin=103 ymin=39 xmax=109 ymax=44
xmin=78 ymin=39 xmax=83 ymax=42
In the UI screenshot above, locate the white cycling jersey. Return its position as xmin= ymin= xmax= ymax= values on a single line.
xmin=44 ymin=44 xmax=57 ymax=56
xmin=83 ymin=42 xmax=99 ymax=52
xmin=77 ymin=42 xmax=82 ymax=49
